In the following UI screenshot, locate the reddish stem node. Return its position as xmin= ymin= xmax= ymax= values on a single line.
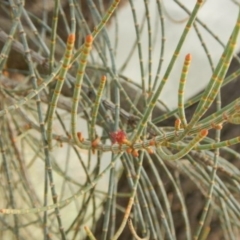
xmin=146 ymin=147 xmax=154 ymax=154
xmin=185 ymin=53 xmax=192 ymax=61
xmin=200 ymin=129 xmax=208 ymax=137
xmin=68 ymin=33 xmax=75 ymax=44
xmin=175 ymin=118 xmax=181 ymax=131
xmin=77 ymin=132 xmax=84 ymax=142
xmin=132 ymin=149 xmax=139 ymax=157
xmin=85 ymin=34 xmax=93 ymax=43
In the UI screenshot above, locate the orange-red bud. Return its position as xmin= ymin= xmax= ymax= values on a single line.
xmin=68 ymin=33 xmax=75 ymax=44
xmin=77 ymin=132 xmax=84 ymax=142
xmin=200 ymin=129 xmax=208 ymax=137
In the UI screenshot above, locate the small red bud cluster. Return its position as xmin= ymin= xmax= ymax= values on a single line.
xmin=110 ymin=130 xmax=128 ymax=144
xmin=110 ymin=130 xmax=143 ymax=157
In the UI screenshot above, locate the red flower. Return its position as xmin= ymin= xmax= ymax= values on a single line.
xmin=110 ymin=130 xmax=127 ymax=144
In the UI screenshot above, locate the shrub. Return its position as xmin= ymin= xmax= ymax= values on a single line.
xmin=1 ymin=0 xmax=240 ymax=239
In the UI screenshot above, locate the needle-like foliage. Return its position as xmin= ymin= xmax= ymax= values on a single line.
xmin=1 ymin=1 xmax=240 ymax=240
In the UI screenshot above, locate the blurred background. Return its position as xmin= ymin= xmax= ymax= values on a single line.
xmin=108 ymin=0 xmax=240 ymax=108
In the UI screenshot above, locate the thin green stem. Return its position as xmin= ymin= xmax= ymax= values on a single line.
xmin=47 ymin=34 xmax=75 ymax=149
xmin=178 ymin=53 xmax=191 ymax=128
xmin=130 ymin=0 xmax=203 ymax=144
